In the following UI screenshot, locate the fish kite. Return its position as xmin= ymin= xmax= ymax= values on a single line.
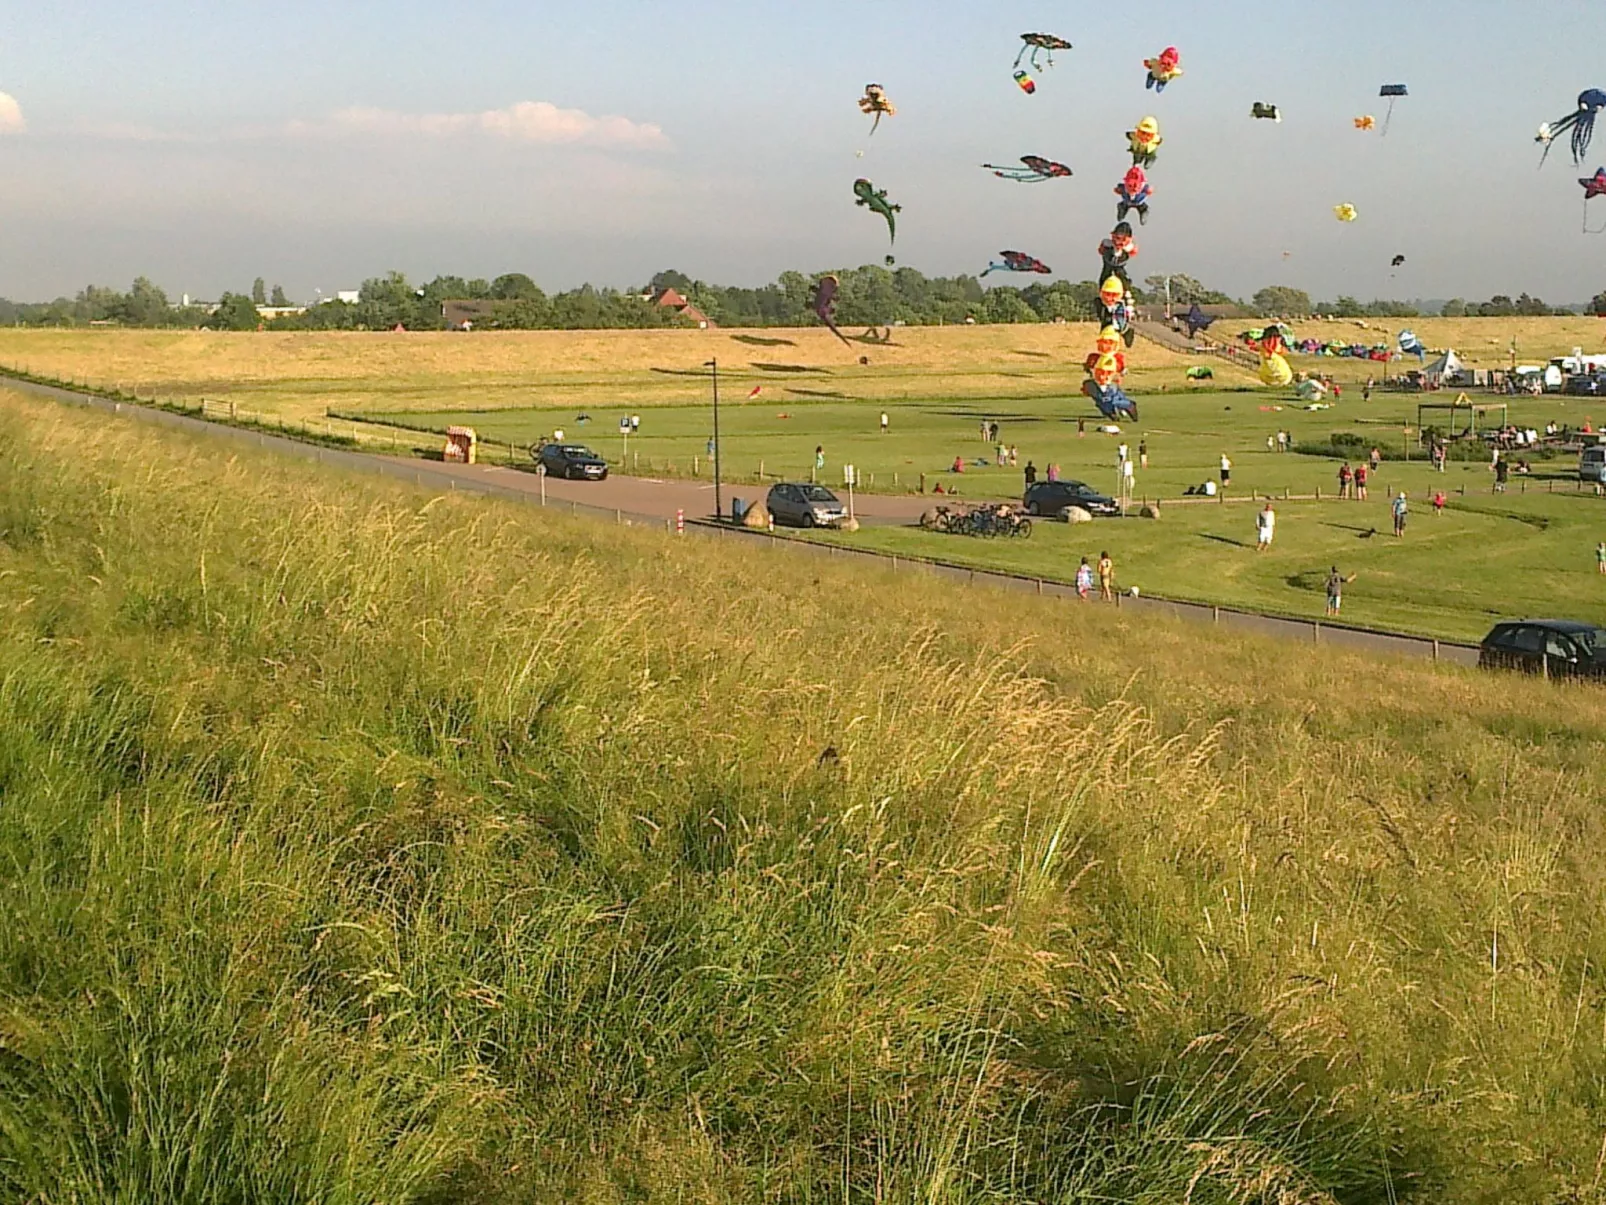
xmin=1183 ymin=303 xmax=1216 ymax=340
xmin=1378 ymin=84 xmax=1409 ymax=136
xmin=811 ymin=275 xmax=850 ymax=346
xmin=1354 ymin=115 xmax=1377 ymax=131
xmin=1015 ymin=33 xmax=1072 ymax=73
xmin=1143 ymin=46 xmax=1183 ymax=92
xmin=980 ymin=251 xmax=1052 ymax=278
xmin=1539 ymin=90 xmax=1606 ymax=165
xmin=1127 ymin=116 xmax=1163 ymax=167
xmin=858 ymin=84 xmax=896 ymax=134
xmin=853 ymin=178 xmax=900 ymax=251
xmin=1116 ymin=166 xmax=1153 ymax=225
xmin=1334 ymin=203 xmax=1358 ymax=222
xmin=1251 ymin=102 xmax=1282 ymax=122
xmin=982 ymin=154 xmax=1072 ymax=183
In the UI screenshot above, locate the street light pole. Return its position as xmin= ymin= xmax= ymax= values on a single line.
xmin=706 ymin=358 xmax=723 ymax=519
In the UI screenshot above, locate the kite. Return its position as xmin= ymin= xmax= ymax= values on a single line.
xmin=981 ymin=251 xmax=1052 ymax=278
xmin=811 ymin=275 xmax=850 ymax=346
xmin=1391 ymin=254 xmax=1407 ymax=267
xmin=1538 ymin=91 xmax=1606 ymax=165
xmin=1257 ymin=325 xmax=1294 ymax=388
xmin=1399 ymin=330 xmax=1426 ymax=363
xmin=982 ymin=155 xmax=1072 ymax=183
xmin=1334 ymin=203 xmax=1358 ymax=222
xmin=1378 ymin=83 xmax=1409 ymax=136
xmin=1098 ymin=222 xmax=1139 ymax=290
xmin=1085 ymin=362 xmax=1139 ymax=422
xmin=1354 ymin=115 xmax=1377 ymax=131
xmin=858 ymin=84 xmax=896 ymax=134
xmin=1127 ymin=116 xmax=1163 ymax=168
xmin=1116 ymin=166 xmax=1153 ymax=225
xmin=1015 ymin=33 xmax=1072 ymax=73
xmin=1581 ymin=168 xmax=1606 ymax=232
xmin=854 ymin=178 xmax=900 ymax=249
xmin=1251 ymin=102 xmax=1282 ymax=122
xmin=1098 ymin=276 xmax=1135 ymax=346
xmin=1143 ymin=46 xmax=1183 ymax=92
xmin=1084 ymin=326 xmax=1128 ymax=377
xmin=1013 ymin=70 xmax=1037 ymax=95
xmin=1183 ymin=303 xmax=1216 ymax=340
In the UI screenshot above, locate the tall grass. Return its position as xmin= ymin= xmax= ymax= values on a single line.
xmin=0 ymin=388 xmax=1604 ymax=1201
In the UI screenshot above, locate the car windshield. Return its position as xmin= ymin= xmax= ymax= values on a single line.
xmin=560 ymin=446 xmax=596 ymax=457
xmin=798 ymin=485 xmax=839 ymax=503
xmin=1574 ymin=628 xmax=1606 ymax=655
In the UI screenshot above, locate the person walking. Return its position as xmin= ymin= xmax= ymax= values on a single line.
xmin=880 ymin=411 xmax=889 ymax=434
xmin=1363 ymin=377 xmax=1374 ymax=403
xmin=1370 ymin=447 xmax=1381 ymax=474
xmin=1598 ymin=541 xmax=1606 ymax=575
xmin=1075 ymin=556 xmax=1095 ymax=600
xmin=1097 ymin=551 xmax=1115 ymax=601
xmin=1219 ymin=453 xmax=1233 ymax=491
xmin=1338 ymin=462 xmax=1353 ymax=500
xmin=814 ymin=445 xmax=825 ymax=480
xmin=1326 ymin=565 xmax=1356 ymax=617
xmin=1255 ymin=501 xmax=1276 ymax=551
xmin=1139 ymin=438 xmax=1149 ymax=469
xmin=1354 ymin=461 xmax=1369 ymax=501
xmin=1024 ymin=460 xmax=1038 ymax=487
xmin=1495 ymin=457 xmax=1510 ymax=493
xmin=1391 ymin=490 xmax=1409 ymax=538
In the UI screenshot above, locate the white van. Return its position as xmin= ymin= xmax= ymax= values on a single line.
xmin=1580 ymin=446 xmax=1606 ymax=484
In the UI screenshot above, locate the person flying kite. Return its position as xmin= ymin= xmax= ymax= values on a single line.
xmin=982 ymin=155 xmax=1072 ymax=183
xmin=1116 ymin=166 xmax=1153 ymax=225
xmin=980 ymin=251 xmax=1052 ymax=278
xmin=1126 ymin=116 xmax=1163 ymax=167
xmin=857 ymin=84 xmax=896 ymax=134
xmin=1378 ymin=84 xmax=1409 ymax=136
xmin=1251 ymin=102 xmax=1282 ymax=122
xmin=1143 ymin=46 xmax=1183 ymax=92
xmin=811 ymin=275 xmax=850 ymax=346
xmin=1015 ymin=33 xmax=1072 ymax=72
xmin=853 ymin=178 xmax=900 ymax=256
xmin=1539 ymin=91 xmax=1606 ymax=165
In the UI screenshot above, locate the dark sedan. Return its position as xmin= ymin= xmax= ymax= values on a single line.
xmin=1023 ymin=480 xmax=1121 ymax=518
xmin=1479 ymin=619 xmax=1606 ymax=679
xmin=1564 ymin=374 xmax=1606 ymax=397
xmin=534 ymin=444 xmax=609 ymax=480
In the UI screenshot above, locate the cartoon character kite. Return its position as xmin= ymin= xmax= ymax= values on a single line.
xmin=854 ymin=178 xmax=900 ymax=252
xmin=1084 ymin=326 xmax=1128 ymax=377
xmin=1127 ymin=116 xmax=1163 ymax=167
xmin=1581 ymin=168 xmax=1606 ymax=232
xmin=982 ymin=155 xmax=1072 ymax=183
xmin=1116 ymin=166 xmax=1153 ymax=225
xmin=1334 ymin=203 xmax=1358 ymax=222
xmin=1378 ymin=84 xmax=1409 ymax=136
xmin=858 ymin=84 xmax=896 ymax=135
xmin=1183 ymin=303 xmax=1216 ymax=340
xmin=1015 ymin=33 xmax=1072 ymax=73
xmin=1097 ymin=276 xmax=1136 ymax=346
xmin=1398 ymin=330 xmax=1426 ymax=363
xmin=1098 ymin=222 xmax=1139 ymax=290
xmin=1354 ymin=115 xmax=1377 ymax=131
xmin=1084 ymin=359 xmax=1139 ymax=422
xmin=1257 ymin=324 xmax=1293 ymax=388
xmin=1539 ymin=91 xmax=1606 ymax=165
xmin=812 ymin=275 xmax=850 ymax=346
xmin=980 ymin=251 xmax=1052 ymax=278
xmin=1143 ymin=46 xmax=1183 ymax=92
xmin=1251 ymin=103 xmax=1282 ymax=122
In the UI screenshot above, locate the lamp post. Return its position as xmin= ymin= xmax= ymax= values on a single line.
xmin=706 ymin=358 xmax=723 ymax=519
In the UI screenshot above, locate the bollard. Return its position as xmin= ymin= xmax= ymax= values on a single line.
xmin=676 ymin=508 xmax=685 ymax=535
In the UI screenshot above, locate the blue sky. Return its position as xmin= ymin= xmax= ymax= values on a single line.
xmin=0 ymin=0 xmax=1603 ymax=302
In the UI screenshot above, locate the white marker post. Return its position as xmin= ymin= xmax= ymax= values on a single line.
xmin=844 ymin=464 xmax=857 ymax=521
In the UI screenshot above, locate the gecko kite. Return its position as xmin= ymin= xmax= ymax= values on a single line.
xmin=857 ymin=84 xmax=896 ymax=134
xmin=982 ymin=155 xmax=1072 ymax=182
xmin=1143 ymin=47 xmax=1183 ymax=92
xmin=980 ymin=251 xmax=1052 ymax=278
xmin=811 ymin=275 xmax=850 ymax=346
xmin=1015 ymin=33 xmax=1072 ymax=72
xmin=1539 ymin=91 xmax=1606 ymax=165
xmin=854 ymin=178 xmax=900 ymax=252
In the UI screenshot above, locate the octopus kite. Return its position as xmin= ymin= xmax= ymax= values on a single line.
xmin=1539 ymin=91 xmax=1606 ymax=165
xmin=980 ymin=251 xmax=1052 ymax=278
xmin=857 ymin=84 xmax=896 ymax=134
xmin=854 ymin=178 xmax=900 ymax=255
xmin=1015 ymin=33 xmax=1072 ymax=72
xmin=982 ymin=155 xmax=1072 ymax=182
xmin=1126 ymin=116 xmax=1163 ymax=167
xmin=1143 ymin=47 xmax=1183 ymax=92
xmin=811 ymin=275 xmax=850 ymax=346
xmin=1116 ymin=166 xmax=1152 ymax=225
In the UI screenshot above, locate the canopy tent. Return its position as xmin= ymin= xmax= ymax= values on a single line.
xmin=1423 ymin=349 xmax=1464 ymax=379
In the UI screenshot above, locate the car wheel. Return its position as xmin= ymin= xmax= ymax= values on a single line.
xmin=801 ymin=513 xmax=815 ymax=528
xmin=1027 ymin=502 xmax=1040 ymax=516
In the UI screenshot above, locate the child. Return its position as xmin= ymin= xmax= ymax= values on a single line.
xmin=1433 ymin=490 xmax=1447 ymax=516
xmin=1076 ymin=557 xmax=1095 ymax=599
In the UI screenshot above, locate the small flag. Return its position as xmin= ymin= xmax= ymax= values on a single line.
xmin=747 ymin=386 xmax=762 ymax=399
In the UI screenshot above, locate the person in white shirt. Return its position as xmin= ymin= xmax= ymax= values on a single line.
xmin=1256 ymin=502 xmax=1276 ymax=551
xmin=1219 ymin=454 xmax=1233 ymax=490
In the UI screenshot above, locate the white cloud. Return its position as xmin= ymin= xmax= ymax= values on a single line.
xmin=287 ymin=101 xmax=669 ymax=150
xmin=0 ymin=93 xmax=25 ymax=134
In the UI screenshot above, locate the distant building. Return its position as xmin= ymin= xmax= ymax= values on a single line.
xmin=649 ymin=287 xmax=716 ymax=329
xmin=256 ymin=305 xmax=307 ymax=320
xmin=334 ymin=291 xmax=360 ymax=305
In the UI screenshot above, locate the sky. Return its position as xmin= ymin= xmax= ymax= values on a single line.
xmin=1 ymin=0 xmax=1604 ymax=304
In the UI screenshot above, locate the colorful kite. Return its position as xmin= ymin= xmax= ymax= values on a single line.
xmin=1540 ymin=92 xmax=1606 ymax=165
xmin=980 ymin=251 xmax=1052 ymax=278
xmin=1097 ymin=276 xmax=1135 ymax=345
xmin=811 ymin=275 xmax=850 ymax=346
xmin=1257 ymin=324 xmax=1293 ymax=388
xmin=1398 ymin=330 xmax=1426 ymax=363
xmin=1116 ymin=166 xmax=1153 ymax=225
xmin=1582 ymin=168 xmax=1606 ymax=232
xmin=1098 ymin=223 xmax=1139 ymax=289
xmin=982 ymin=154 xmax=1072 ymax=182
xmin=1013 ymin=70 xmax=1037 ymax=95
xmin=1391 ymin=254 xmax=1407 ymax=267
xmin=853 ymin=178 xmax=900 ymax=249
xmin=1083 ymin=326 xmax=1128 ymax=377
xmin=1127 ymin=116 xmax=1163 ymax=167
xmin=1084 ymin=367 xmax=1139 ymax=422
xmin=1354 ymin=115 xmax=1377 ymax=131
xmin=857 ymin=84 xmax=896 ymax=134
xmin=1183 ymin=304 xmax=1216 ymax=339
xmin=1143 ymin=46 xmax=1183 ymax=92
xmin=1251 ymin=102 xmax=1282 ymax=122
xmin=1378 ymin=84 xmax=1409 ymax=135
xmin=1334 ymin=203 xmax=1358 ymax=222
xmin=1015 ymin=33 xmax=1072 ymax=72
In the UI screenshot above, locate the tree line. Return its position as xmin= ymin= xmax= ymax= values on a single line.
xmin=0 ymin=269 xmax=1590 ymax=331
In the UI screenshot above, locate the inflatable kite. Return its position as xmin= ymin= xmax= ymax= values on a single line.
xmin=1582 ymin=168 xmax=1606 ymax=232
xmin=1143 ymin=47 xmax=1183 ymax=92
xmin=1334 ymin=203 xmax=1358 ymax=222
xmin=812 ymin=275 xmax=850 ymax=346
xmin=1097 ymin=277 xmax=1136 ymax=346
xmin=1354 ymin=115 xmax=1376 ymax=131
xmin=1258 ymin=348 xmax=1294 ymax=387
xmin=1083 ymin=326 xmax=1129 ymax=378
xmin=981 ymin=251 xmax=1052 ymax=278
xmin=1013 ymin=70 xmax=1036 ymax=95
xmin=854 ymin=178 xmax=900 ymax=249
xmin=1538 ymin=90 xmax=1606 ymax=165
xmin=1378 ymin=84 xmax=1409 ymax=136
xmin=1183 ymin=304 xmax=1216 ymax=339
xmin=1116 ymin=166 xmax=1152 ymax=225
xmin=1398 ymin=330 xmax=1426 ymax=362
xmin=982 ymin=155 xmax=1072 ymax=182
xmin=1127 ymin=116 xmax=1163 ymax=167
xmin=1251 ymin=103 xmax=1282 ymax=122
xmin=1098 ymin=223 xmax=1139 ymax=289
xmin=858 ymin=84 xmax=896 ymax=134
xmin=1015 ymin=33 xmax=1072 ymax=72
xmin=1391 ymin=254 xmax=1407 ymax=267
xmin=1085 ymin=366 xmax=1139 ymax=422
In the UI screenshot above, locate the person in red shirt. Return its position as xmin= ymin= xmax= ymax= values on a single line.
xmin=1338 ymin=462 xmax=1354 ymax=500
xmin=1354 ymin=462 xmax=1369 ymax=500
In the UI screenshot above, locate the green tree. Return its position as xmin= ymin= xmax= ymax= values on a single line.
xmin=121 ymin=277 xmax=171 ymax=326
xmin=490 ymin=273 xmax=542 ymax=301
xmin=1252 ymin=286 xmax=1313 ymax=317
xmin=251 ymin=278 xmax=267 ymax=306
xmin=208 ymin=293 xmax=261 ymax=331
xmin=270 ymin=284 xmax=289 ymax=307
xmin=1591 ymin=292 xmax=1606 ymax=317
xmin=1440 ymin=298 xmax=1468 ymax=317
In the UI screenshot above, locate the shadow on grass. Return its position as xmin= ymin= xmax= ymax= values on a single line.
xmin=649 ymin=367 xmax=711 ymax=378
xmin=1013 ymin=349 xmax=1054 ymax=359
xmin=752 ymin=363 xmax=827 ymax=375
xmin=787 ymin=388 xmax=852 ymax=400
xmin=1198 ymin=533 xmax=1250 ymax=549
xmin=730 ymin=334 xmax=797 ymax=348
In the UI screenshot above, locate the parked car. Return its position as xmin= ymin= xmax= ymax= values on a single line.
xmin=1564 ymin=374 xmax=1606 ymax=397
xmin=1478 ymin=619 xmax=1606 ymax=679
xmin=1023 ymin=480 xmax=1121 ymax=518
xmin=1581 ymin=446 xmax=1606 ymax=484
xmin=534 ymin=444 xmax=609 ymax=480
xmin=766 ymin=482 xmax=849 ymax=528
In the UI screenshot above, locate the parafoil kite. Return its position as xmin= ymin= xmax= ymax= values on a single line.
xmin=982 ymin=155 xmax=1072 ymax=183
xmin=1251 ymin=103 xmax=1282 ymax=122
xmin=1116 ymin=167 xmax=1152 ymax=225
xmin=1354 ymin=115 xmax=1377 ymax=131
xmin=1143 ymin=47 xmax=1183 ymax=92
xmin=1127 ymin=116 xmax=1163 ymax=167
xmin=858 ymin=84 xmax=896 ymax=134
xmin=1098 ymin=223 xmax=1139 ymax=289
xmin=1540 ymin=92 xmax=1606 ymax=165
xmin=981 ymin=251 xmax=1053 ymax=278
xmin=1378 ymin=84 xmax=1408 ymax=136
xmin=811 ymin=276 xmax=850 ymax=346
xmin=1183 ymin=304 xmax=1216 ymax=340
xmin=1581 ymin=168 xmax=1606 ymax=232
xmin=854 ymin=178 xmax=900 ymax=250
xmin=1334 ymin=203 xmax=1358 ymax=222
xmin=1398 ymin=330 xmax=1426 ymax=363
xmin=1013 ymin=71 xmax=1037 ymax=95
xmin=1015 ymin=33 xmax=1072 ymax=72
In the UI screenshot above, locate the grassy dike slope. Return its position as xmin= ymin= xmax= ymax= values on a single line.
xmin=0 ymin=389 xmax=1603 ymax=1203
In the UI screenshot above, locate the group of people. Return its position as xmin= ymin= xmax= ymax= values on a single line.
xmin=1075 ymin=552 xmax=1118 ymax=601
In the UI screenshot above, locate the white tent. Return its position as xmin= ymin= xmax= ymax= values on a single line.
xmin=1423 ymin=349 xmax=1464 ymax=380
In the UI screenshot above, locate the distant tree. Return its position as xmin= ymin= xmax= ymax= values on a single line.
xmin=490 ymin=273 xmax=542 ymax=301
xmin=649 ymin=269 xmax=694 ymax=294
xmin=980 ymin=288 xmax=1039 ymax=325
xmin=251 ymin=278 xmax=267 ymax=305
xmin=1440 ymin=298 xmax=1468 ymax=317
xmin=1252 ymin=286 xmax=1312 ymax=317
xmin=121 ymin=277 xmax=171 ymax=326
xmin=1146 ymin=273 xmax=1233 ymax=307
xmin=270 ymin=284 xmax=289 ymax=307
xmin=208 ymin=293 xmax=261 ymax=331
xmin=1477 ymin=295 xmax=1516 ymax=317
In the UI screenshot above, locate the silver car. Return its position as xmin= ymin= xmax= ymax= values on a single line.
xmin=766 ymin=483 xmax=849 ymax=528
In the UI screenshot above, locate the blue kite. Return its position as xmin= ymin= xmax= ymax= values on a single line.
xmin=1084 ymin=378 xmax=1140 ymax=422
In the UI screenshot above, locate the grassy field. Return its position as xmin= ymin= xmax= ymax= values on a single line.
xmin=3 ymin=386 xmax=1606 ymax=1200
